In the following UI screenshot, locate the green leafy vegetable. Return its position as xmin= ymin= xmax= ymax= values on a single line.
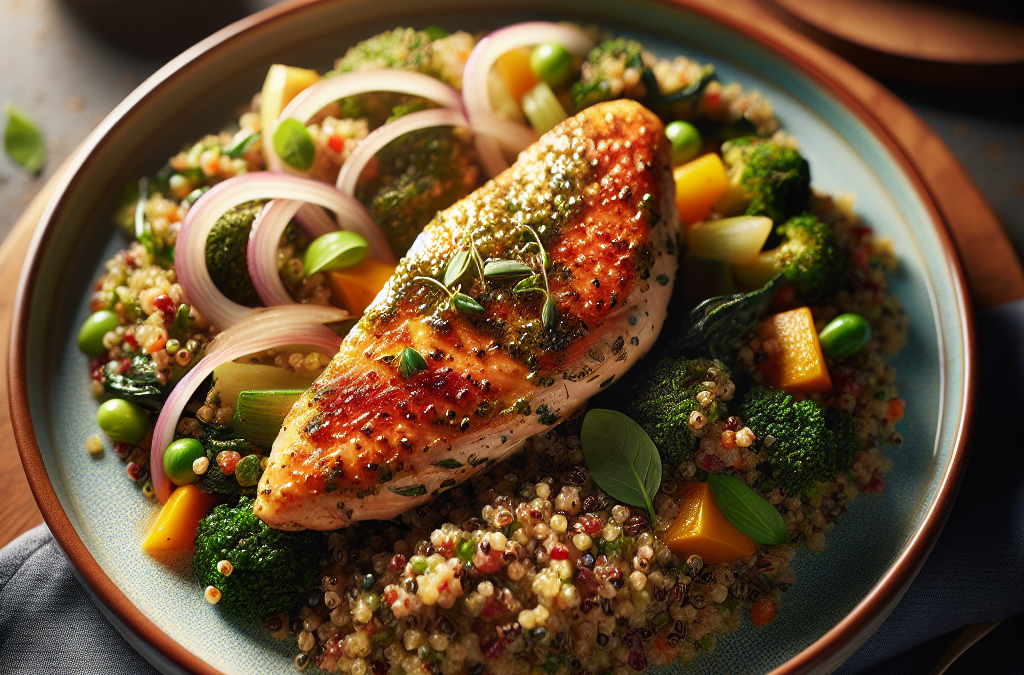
xmin=667 ymin=274 xmax=782 ymax=361
xmin=451 ymin=293 xmax=484 ymax=314
xmin=483 ymin=259 xmax=533 ymax=278
xmin=389 ymin=484 xmax=428 ymax=497
xmin=444 ymin=249 xmax=471 ymax=287
xmin=431 ymin=458 xmax=463 ymax=469
xmin=273 ymin=119 xmax=315 ymax=171
xmin=303 ymin=230 xmax=368 ymax=275
xmin=581 ymin=408 xmax=662 ymax=523
xmin=3 ymin=103 xmax=45 ymax=174
xmin=542 ymin=296 xmax=557 ymax=329
xmin=397 ymin=347 xmax=428 ymax=379
xmin=224 ymin=131 xmax=260 ymax=159
xmin=707 ymin=473 xmax=787 ymax=545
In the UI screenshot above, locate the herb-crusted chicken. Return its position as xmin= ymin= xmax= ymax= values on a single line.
xmin=255 ymin=100 xmax=678 ymax=530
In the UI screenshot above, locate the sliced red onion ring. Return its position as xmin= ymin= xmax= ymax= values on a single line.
xmin=336 ymin=107 xmax=469 ymax=196
xmin=248 ymin=199 xmax=305 ymax=306
xmin=176 ymin=172 xmax=394 ymax=330
xmin=295 ymin=203 xmax=339 ymax=236
xmin=462 ymin=22 xmax=594 ymax=177
xmin=150 ymin=305 xmax=349 ymax=503
xmin=266 ymin=69 xmax=465 ymax=172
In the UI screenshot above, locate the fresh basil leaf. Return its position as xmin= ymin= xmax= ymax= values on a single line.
xmin=542 ymin=296 xmax=557 ymax=329
xmin=3 ymin=103 xmax=45 ymax=174
xmin=397 ymin=347 xmax=428 ymax=379
xmin=303 ymin=230 xmax=368 ymax=275
xmin=668 ymin=274 xmax=782 ymax=361
xmin=389 ymin=484 xmax=427 ymax=497
xmin=444 ymin=249 xmax=471 ymax=287
xmin=431 ymin=458 xmax=463 ymax=469
xmin=451 ymin=293 xmax=483 ymax=315
xmin=483 ymin=259 xmax=533 ymax=279
xmin=581 ymin=408 xmax=662 ymax=524
xmin=273 ymin=119 xmax=315 ymax=171
xmin=513 ymin=276 xmax=542 ymax=294
xmin=708 ymin=473 xmax=787 ymax=545
xmin=224 ymin=131 xmax=260 ymax=159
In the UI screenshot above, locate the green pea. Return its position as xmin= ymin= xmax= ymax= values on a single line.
xmin=96 ymin=398 xmax=149 ymax=444
xmin=77 ymin=310 xmax=120 ymax=357
xmin=456 ymin=539 xmax=476 ymax=563
xmin=303 ymin=230 xmax=368 ymax=275
xmin=665 ymin=121 xmax=702 ymax=165
xmin=409 ymin=555 xmax=428 ymax=575
xmin=819 ymin=313 xmax=872 ymax=358
xmin=235 ymin=454 xmax=263 ymax=487
xmin=163 ymin=437 xmax=205 ymax=486
xmin=530 ymin=43 xmax=573 ymax=88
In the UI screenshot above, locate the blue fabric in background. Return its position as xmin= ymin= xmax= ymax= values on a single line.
xmin=2 ymin=301 xmax=1023 ymax=675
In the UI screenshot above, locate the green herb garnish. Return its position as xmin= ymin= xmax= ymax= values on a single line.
xmin=397 ymin=347 xmax=428 ymax=379
xmin=431 ymin=458 xmax=463 ymax=469
xmin=581 ymin=408 xmax=662 ymax=524
xmin=273 ymin=119 xmax=315 ymax=171
xmin=388 ymin=484 xmax=428 ymax=497
xmin=224 ymin=131 xmax=261 ymax=159
xmin=3 ymin=103 xmax=45 ymax=174
xmin=707 ymin=473 xmax=787 ymax=545
xmin=303 ymin=231 xmax=368 ymax=275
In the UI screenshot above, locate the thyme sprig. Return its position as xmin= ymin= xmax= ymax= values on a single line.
xmin=512 ymin=224 xmax=557 ymax=329
xmin=413 ymin=275 xmax=484 ymax=315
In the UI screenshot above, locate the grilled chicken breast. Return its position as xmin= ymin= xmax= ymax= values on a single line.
xmin=256 ymin=100 xmax=678 ymax=530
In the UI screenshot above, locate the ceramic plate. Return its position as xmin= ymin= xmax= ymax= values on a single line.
xmin=11 ymin=1 xmax=973 ymax=673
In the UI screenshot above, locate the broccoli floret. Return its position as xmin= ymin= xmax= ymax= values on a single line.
xmin=570 ymin=39 xmax=716 ymax=119
xmin=571 ymin=39 xmax=653 ymax=112
xmin=720 ymin=137 xmax=810 ymax=224
xmin=329 ymin=28 xmax=464 ymax=126
xmin=193 ymin=497 xmax=325 ymax=622
xmin=774 ymin=213 xmax=846 ymax=303
xmin=737 ymin=386 xmax=858 ymax=497
xmin=205 ymin=202 xmax=263 ymax=307
xmin=596 ymin=357 xmax=732 ymax=465
xmin=359 ymin=106 xmax=480 ymax=255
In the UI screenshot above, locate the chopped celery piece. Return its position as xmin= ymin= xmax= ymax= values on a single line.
xmin=522 ymin=81 xmax=568 ymax=134
xmin=686 ymin=216 xmax=773 ymax=263
xmin=232 ymin=389 xmax=304 ymax=449
xmin=212 ymin=361 xmax=317 ymax=409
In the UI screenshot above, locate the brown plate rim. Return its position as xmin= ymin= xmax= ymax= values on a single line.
xmin=9 ymin=1 xmax=975 ymax=674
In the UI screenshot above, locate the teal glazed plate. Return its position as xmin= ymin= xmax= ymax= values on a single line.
xmin=10 ymin=1 xmax=974 ymax=674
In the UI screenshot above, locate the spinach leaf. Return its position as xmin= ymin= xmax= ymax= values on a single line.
xmin=102 ymin=355 xmax=167 ymax=412
xmin=3 ymin=103 xmax=45 ymax=174
xmin=581 ymin=408 xmax=662 ymax=524
xmin=667 ymin=274 xmax=782 ymax=361
xmin=708 ymin=473 xmax=787 ymax=545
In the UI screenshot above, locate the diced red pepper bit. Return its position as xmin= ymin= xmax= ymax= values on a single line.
xmin=126 ymin=462 xmax=147 ymax=481
xmin=550 ymin=545 xmax=569 ymax=560
xmin=153 ymin=294 xmax=175 ymax=316
xmin=383 ymin=588 xmax=398 ymax=605
xmin=885 ymin=398 xmax=905 ymax=424
xmin=217 ymin=451 xmax=242 ymax=475
xmin=480 ymin=597 xmax=505 ymax=620
xmin=389 ymin=554 xmax=407 ymax=572
xmin=118 ymin=358 xmax=132 ymax=374
xmin=122 ymin=333 xmax=138 ymax=348
xmin=864 ymin=471 xmax=886 ymax=492
xmin=328 ymin=134 xmax=345 ymax=154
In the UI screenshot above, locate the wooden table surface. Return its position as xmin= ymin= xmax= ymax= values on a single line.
xmin=2 ymin=0 xmax=1023 ymax=553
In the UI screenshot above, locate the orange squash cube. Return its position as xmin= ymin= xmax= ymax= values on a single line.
xmin=142 ymin=485 xmax=219 ymax=552
xmin=495 ymin=48 xmax=539 ymax=101
xmin=327 ymin=258 xmax=396 ymax=315
xmin=758 ymin=307 xmax=833 ymax=394
xmin=674 ymin=153 xmax=730 ymax=226
xmin=663 ymin=482 xmax=755 ymax=564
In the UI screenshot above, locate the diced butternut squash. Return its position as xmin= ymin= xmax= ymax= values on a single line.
xmin=495 ymin=47 xmax=539 ymax=101
xmin=260 ymin=64 xmax=322 ymax=164
xmin=142 ymin=485 xmax=219 ymax=552
xmin=758 ymin=307 xmax=833 ymax=394
xmin=327 ymin=258 xmax=397 ymax=315
xmin=663 ymin=482 xmax=755 ymax=564
xmin=674 ymin=153 xmax=730 ymax=226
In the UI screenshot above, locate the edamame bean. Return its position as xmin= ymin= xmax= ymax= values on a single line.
xmin=235 ymin=454 xmax=263 ymax=487
xmin=665 ymin=121 xmax=702 ymax=165
xmin=77 ymin=310 xmax=120 ymax=357
xmin=163 ymin=438 xmax=206 ymax=486
xmin=818 ymin=313 xmax=872 ymax=358
xmin=96 ymin=398 xmax=149 ymax=444
xmin=530 ymin=43 xmax=573 ymax=88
